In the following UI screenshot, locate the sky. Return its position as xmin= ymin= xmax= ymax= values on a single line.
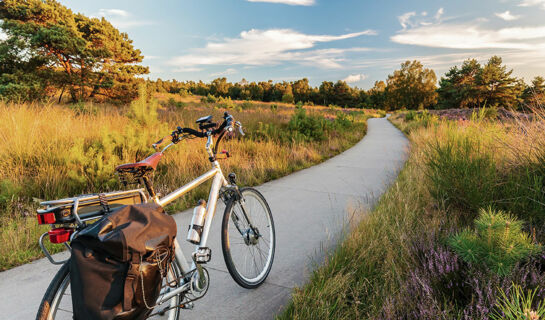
xmin=62 ymin=0 xmax=545 ymax=89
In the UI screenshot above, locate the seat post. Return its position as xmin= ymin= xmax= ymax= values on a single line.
xmin=140 ymin=176 xmax=156 ymax=199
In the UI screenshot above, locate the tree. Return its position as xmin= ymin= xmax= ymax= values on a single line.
xmin=248 ymin=82 xmax=264 ymax=101
xmin=368 ymin=81 xmax=387 ymax=110
xmin=385 ymin=60 xmax=437 ymax=110
xmin=475 ymin=56 xmax=523 ymax=108
xmin=437 ymin=59 xmax=483 ymax=109
xmin=210 ymin=77 xmax=231 ymax=97
xmin=522 ymin=76 xmax=544 ymax=108
xmin=332 ymin=80 xmax=354 ymax=107
xmin=0 ymin=0 xmax=148 ymax=102
xmin=292 ymin=78 xmax=310 ymax=103
xmin=318 ymin=81 xmax=334 ymax=105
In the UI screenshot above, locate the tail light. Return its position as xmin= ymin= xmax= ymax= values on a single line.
xmin=37 ymin=212 xmax=56 ymax=224
xmin=48 ymin=227 xmax=73 ymax=244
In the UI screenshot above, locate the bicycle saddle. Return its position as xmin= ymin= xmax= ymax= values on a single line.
xmin=115 ymin=152 xmax=163 ymax=172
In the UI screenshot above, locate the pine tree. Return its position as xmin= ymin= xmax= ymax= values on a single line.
xmin=476 ymin=56 xmax=523 ymax=109
xmin=437 ymin=59 xmax=483 ymax=109
xmin=448 ymin=208 xmax=541 ymax=276
xmin=0 ymin=0 xmax=148 ymax=102
xmin=522 ymin=76 xmax=545 ymax=108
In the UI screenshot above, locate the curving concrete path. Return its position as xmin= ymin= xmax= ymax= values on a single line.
xmin=0 ymin=117 xmax=408 ymax=319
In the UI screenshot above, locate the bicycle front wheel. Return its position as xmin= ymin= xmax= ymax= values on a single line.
xmin=36 ymin=259 xmax=183 ymax=320
xmin=221 ymin=187 xmax=276 ymax=288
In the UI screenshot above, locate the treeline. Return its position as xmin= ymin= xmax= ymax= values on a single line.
xmin=1 ymin=1 xmax=543 ymax=110
xmin=147 ymin=77 xmax=373 ymax=108
xmin=0 ymin=0 xmax=148 ymax=103
xmin=149 ymin=58 xmax=544 ymax=110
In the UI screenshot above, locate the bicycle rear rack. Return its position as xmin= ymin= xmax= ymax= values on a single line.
xmin=38 ymin=189 xmax=148 ymax=264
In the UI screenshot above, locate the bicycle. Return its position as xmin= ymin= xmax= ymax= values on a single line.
xmin=35 ymin=112 xmax=276 ymax=320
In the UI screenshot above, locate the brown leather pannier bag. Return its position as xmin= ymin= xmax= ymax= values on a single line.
xmin=69 ymin=203 xmax=177 ymax=320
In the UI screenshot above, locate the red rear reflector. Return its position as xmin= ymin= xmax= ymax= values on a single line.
xmin=48 ymin=228 xmax=73 ymax=244
xmin=37 ymin=212 xmax=56 ymax=224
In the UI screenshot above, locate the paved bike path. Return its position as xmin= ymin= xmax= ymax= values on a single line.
xmin=0 ymin=117 xmax=408 ymax=319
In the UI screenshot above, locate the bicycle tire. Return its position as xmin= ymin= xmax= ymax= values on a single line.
xmin=36 ymin=259 xmax=183 ymax=320
xmin=221 ymin=187 xmax=276 ymax=288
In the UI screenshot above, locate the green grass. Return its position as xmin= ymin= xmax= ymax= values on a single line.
xmin=279 ymin=108 xmax=545 ymax=319
xmin=0 ymin=92 xmax=380 ymax=271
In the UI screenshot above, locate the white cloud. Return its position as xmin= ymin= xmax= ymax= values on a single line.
xmin=435 ymin=8 xmax=444 ymax=20
xmin=169 ymin=28 xmax=376 ymax=69
xmin=342 ymin=74 xmax=367 ymax=83
xmin=210 ymin=68 xmax=238 ymax=77
xmin=390 ymin=9 xmax=545 ymax=77
xmin=398 ymin=12 xmax=416 ymax=30
xmin=398 ymin=8 xmax=443 ymax=30
xmin=391 ymin=23 xmax=545 ymax=50
xmin=98 ymin=9 xmax=129 ymax=17
xmin=174 ymin=67 xmax=203 ymax=73
xmin=495 ymin=10 xmax=521 ymax=21
xmin=519 ymin=0 xmax=545 ymax=9
xmin=96 ymin=8 xmax=153 ymax=29
xmin=247 ymin=0 xmax=315 ymax=5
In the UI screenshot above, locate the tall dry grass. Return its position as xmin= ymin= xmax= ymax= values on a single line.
xmin=0 ymin=94 xmax=375 ymax=270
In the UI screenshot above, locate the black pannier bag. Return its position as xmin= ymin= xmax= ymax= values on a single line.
xmin=70 ymin=203 xmax=177 ymax=320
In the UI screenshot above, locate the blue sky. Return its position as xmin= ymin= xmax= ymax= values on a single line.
xmin=63 ymin=0 xmax=545 ymax=89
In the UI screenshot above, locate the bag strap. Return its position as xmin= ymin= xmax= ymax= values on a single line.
xmin=123 ymin=253 xmax=141 ymax=311
xmin=98 ymin=193 xmax=111 ymax=213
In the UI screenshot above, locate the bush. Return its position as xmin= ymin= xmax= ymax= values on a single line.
xmin=472 ymin=107 xmax=498 ymax=121
xmin=405 ymin=110 xmax=417 ymax=121
xmin=282 ymin=93 xmax=294 ymax=104
xmin=332 ymin=111 xmax=352 ymax=130
xmin=0 ymin=179 xmax=21 ymax=210
xmin=166 ymin=97 xmax=185 ymax=109
xmin=201 ymin=94 xmax=217 ymax=103
xmin=270 ymin=104 xmax=278 ymax=112
xmin=129 ymin=84 xmax=159 ymax=126
xmin=241 ymin=101 xmax=253 ymax=110
xmin=68 ymin=101 xmax=98 ymax=115
xmin=216 ymin=96 xmax=236 ymax=109
xmin=425 ymin=131 xmax=497 ymax=214
xmin=178 ymin=89 xmax=191 ymax=97
xmin=288 ymin=109 xmax=326 ymax=142
xmin=448 ymin=208 xmax=542 ymax=276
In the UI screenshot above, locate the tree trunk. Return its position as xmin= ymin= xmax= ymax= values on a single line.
xmin=58 ymin=85 xmax=66 ymax=104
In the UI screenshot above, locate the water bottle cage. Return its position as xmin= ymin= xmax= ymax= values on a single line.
xmin=188 ymin=224 xmax=203 ymax=234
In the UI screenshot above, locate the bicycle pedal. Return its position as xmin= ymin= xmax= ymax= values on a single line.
xmin=192 ymin=247 xmax=211 ymax=263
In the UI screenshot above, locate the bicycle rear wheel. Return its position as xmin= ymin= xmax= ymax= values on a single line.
xmin=221 ymin=187 xmax=275 ymax=288
xmin=36 ymin=259 xmax=183 ymax=320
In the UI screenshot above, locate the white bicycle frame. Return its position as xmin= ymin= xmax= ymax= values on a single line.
xmin=36 ymin=121 xmax=254 ymax=319
xmin=151 ymin=132 xmax=235 ymax=306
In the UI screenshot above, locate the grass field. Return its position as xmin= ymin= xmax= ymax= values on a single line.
xmin=279 ymin=107 xmax=545 ymax=319
xmin=0 ymin=91 xmax=381 ymax=271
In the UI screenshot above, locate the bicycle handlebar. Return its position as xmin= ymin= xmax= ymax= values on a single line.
xmin=153 ymin=112 xmax=242 ymax=150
